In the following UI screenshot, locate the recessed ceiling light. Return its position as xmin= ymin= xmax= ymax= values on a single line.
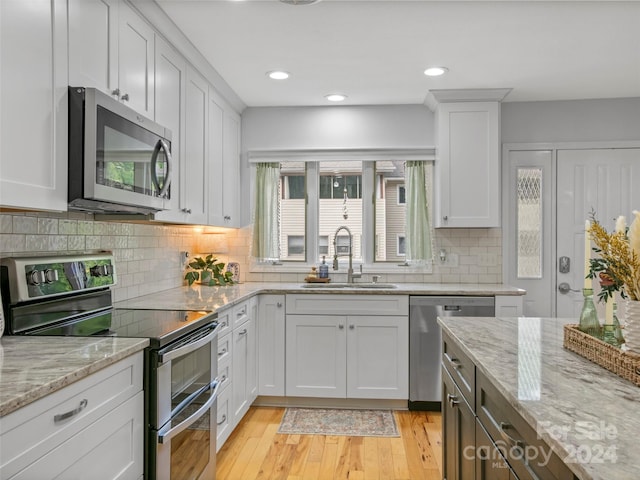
xmin=325 ymin=94 xmax=347 ymax=102
xmin=267 ymin=70 xmax=290 ymax=80
xmin=424 ymin=67 xmax=449 ymax=77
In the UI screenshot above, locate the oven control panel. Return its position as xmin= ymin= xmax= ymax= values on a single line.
xmin=0 ymin=254 xmax=116 ymax=303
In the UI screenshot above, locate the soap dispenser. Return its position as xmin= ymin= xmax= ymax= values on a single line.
xmin=319 ymin=256 xmax=329 ymax=278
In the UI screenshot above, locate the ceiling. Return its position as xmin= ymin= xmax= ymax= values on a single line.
xmin=156 ymin=0 xmax=640 ymax=108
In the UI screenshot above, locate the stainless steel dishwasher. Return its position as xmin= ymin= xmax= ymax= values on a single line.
xmin=409 ymin=296 xmax=495 ymax=410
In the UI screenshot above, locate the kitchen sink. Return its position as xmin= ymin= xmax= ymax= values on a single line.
xmin=300 ymin=283 xmax=397 ymax=289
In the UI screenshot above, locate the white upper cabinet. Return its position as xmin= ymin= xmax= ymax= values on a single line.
xmin=68 ymin=0 xmax=119 ymax=95
xmin=69 ymin=0 xmax=154 ymax=118
xmin=0 ymin=0 xmax=68 ymax=212
xmin=152 ymin=36 xmax=186 ymax=222
xmin=208 ymin=88 xmax=241 ymax=227
xmin=430 ymin=89 xmax=510 ymax=228
xmin=182 ymin=66 xmax=210 ymax=225
xmin=118 ymin=2 xmax=155 ymax=118
xmin=435 ymin=102 xmax=500 ymax=228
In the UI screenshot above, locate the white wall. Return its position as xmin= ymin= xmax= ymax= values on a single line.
xmin=502 ymin=97 xmax=640 ymax=144
xmin=241 ymin=105 xmax=434 ymax=151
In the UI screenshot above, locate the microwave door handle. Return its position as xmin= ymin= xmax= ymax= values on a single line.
xmin=157 ymin=379 xmax=220 ymax=444
xmin=151 ymin=138 xmax=172 ymax=198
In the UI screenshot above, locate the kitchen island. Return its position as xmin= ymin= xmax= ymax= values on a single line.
xmin=439 ymin=316 xmax=639 ymax=480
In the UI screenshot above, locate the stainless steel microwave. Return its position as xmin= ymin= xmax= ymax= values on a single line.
xmin=68 ymin=87 xmax=173 ymax=215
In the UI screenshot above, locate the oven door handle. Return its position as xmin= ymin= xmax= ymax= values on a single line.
xmin=158 ymin=322 xmax=218 ymax=363
xmin=157 ymin=379 xmax=220 ymax=445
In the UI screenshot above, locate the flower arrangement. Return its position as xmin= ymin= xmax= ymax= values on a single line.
xmin=588 ymin=210 xmax=640 ymax=302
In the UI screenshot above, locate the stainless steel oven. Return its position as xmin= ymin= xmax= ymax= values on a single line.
xmin=0 ymin=254 xmax=220 ymax=480
xmin=147 ymin=321 xmax=219 ymax=480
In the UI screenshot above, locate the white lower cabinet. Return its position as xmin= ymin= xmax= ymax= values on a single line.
xmin=0 ymin=353 xmax=144 ymax=480
xmin=495 ymin=295 xmax=524 ymax=317
xmin=257 ymin=294 xmax=286 ymax=396
xmin=285 ymin=294 xmax=409 ymax=400
xmin=216 ymin=298 xmax=258 ymax=450
xmin=231 ymin=300 xmax=257 ymax=422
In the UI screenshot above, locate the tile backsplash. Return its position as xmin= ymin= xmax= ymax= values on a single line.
xmin=0 ymin=211 xmax=502 ymax=302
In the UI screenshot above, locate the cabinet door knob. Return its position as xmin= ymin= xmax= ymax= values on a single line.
xmin=111 ymin=88 xmax=120 ymax=97
xmin=276 ymin=302 xmax=282 ymax=307
xmin=181 ymin=208 xmax=192 ymax=214
xmin=338 ymin=324 xmax=344 ymax=329
xmin=120 ymin=93 xmax=129 ymax=102
xmin=443 ymin=215 xmax=448 ymax=221
xmin=349 ymin=325 xmax=355 ymax=330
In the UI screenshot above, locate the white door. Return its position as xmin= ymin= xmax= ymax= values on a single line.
xmin=504 ymin=146 xmax=640 ymax=318
xmin=503 ymin=150 xmax=554 ymax=317
xmin=556 ymin=148 xmax=640 ymax=317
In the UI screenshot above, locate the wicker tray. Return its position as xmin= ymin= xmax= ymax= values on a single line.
xmin=563 ymin=324 xmax=640 ymax=387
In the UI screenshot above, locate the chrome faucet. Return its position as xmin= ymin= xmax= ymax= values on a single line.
xmin=332 ymin=226 xmax=362 ymax=283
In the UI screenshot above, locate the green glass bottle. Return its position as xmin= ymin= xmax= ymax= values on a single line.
xmin=578 ymin=288 xmax=602 ymax=339
xmin=603 ymin=302 xmax=624 ymax=347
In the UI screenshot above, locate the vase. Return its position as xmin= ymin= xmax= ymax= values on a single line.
xmin=624 ymin=299 xmax=640 ymax=353
xmin=578 ymin=288 xmax=602 ymax=339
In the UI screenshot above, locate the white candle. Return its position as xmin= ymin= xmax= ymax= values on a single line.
xmin=584 ymin=220 xmax=592 ymax=290
xmin=605 ymin=296 xmax=614 ymax=325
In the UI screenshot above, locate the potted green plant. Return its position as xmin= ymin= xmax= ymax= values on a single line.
xmin=184 ymin=254 xmax=235 ymax=286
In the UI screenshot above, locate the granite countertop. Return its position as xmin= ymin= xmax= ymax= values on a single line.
xmin=439 ymin=316 xmax=639 ymax=480
xmin=0 ymin=336 xmax=149 ymax=417
xmin=115 ymin=282 xmax=525 ymax=312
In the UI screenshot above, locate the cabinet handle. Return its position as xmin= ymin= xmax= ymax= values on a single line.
xmin=237 ymin=308 xmax=246 ymax=317
xmin=54 ymin=399 xmax=88 ymax=423
xmin=238 ymin=329 xmax=247 ymax=336
xmin=181 ymin=208 xmax=192 ymax=214
xmin=224 ymin=215 xmax=231 ymax=221
xmin=218 ymin=348 xmax=227 ymax=356
xmin=499 ymin=422 xmax=525 ymax=449
xmin=221 ymin=374 xmax=227 ymax=382
xmin=111 ymin=88 xmax=120 ymax=97
xmin=338 ymin=324 xmax=344 ymax=330
xmin=446 ymin=393 xmax=459 ymax=408
xmin=277 ymin=302 xmax=282 ymax=308
xmin=217 ymin=414 xmax=227 ymax=426
xmin=120 ymin=93 xmax=129 ymax=102
xmin=443 ymin=215 xmax=448 ymax=221
xmin=349 ymin=325 xmax=355 ymax=330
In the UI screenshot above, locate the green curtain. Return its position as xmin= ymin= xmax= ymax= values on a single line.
xmin=405 ymin=161 xmax=432 ymax=264
xmin=252 ymin=163 xmax=280 ymax=262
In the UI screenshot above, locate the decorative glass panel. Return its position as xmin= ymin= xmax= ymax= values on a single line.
xmin=517 ymin=168 xmax=543 ymax=278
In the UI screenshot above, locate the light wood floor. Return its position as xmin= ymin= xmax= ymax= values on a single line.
xmin=216 ymin=407 xmax=443 ymax=480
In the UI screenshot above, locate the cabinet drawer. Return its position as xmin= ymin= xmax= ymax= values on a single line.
xmin=217 ymin=309 xmax=232 ymax=337
xmin=6 ymin=391 xmax=143 ymax=480
xmin=0 ymin=353 xmax=143 ymax=478
xmin=286 ymin=294 xmax=408 ymax=316
xmin=217 ymin=333 xmax=232 ymax=365
xmin=232 ymin=300 xmax=250 ymax=328
xmin=217 ymin=358 xmax=232 ymax=393
xmin=442 ymin=330 xmax=475 ymax=408
xmin=476 ymin=370 xmax=574 ymax=480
